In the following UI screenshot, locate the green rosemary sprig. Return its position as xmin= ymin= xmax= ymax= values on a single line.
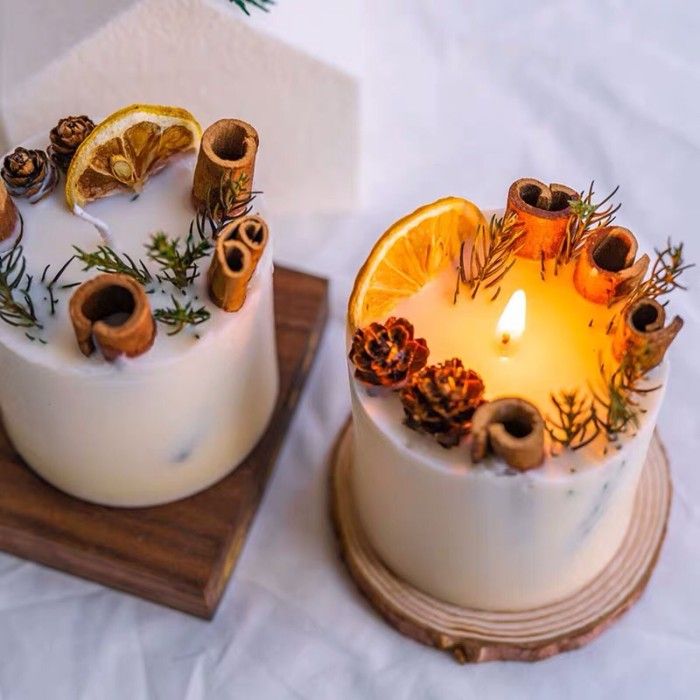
xmin=548 ymin=347 xmax=660 ymax=450
xmin=191 ymin=206 xmax=218 ymax=244
xmin=145 ymin=231 xmax=212 ymax=291
xmin=209 ymin=172 xmax=260 ymax=227
xmin=41 ymin=255 xmax=78 ymax=316
xmin=0 ymin=258 xmax=37 ymax=328
xmin=453 ymin=212 xmax=523 ymax=303
xmin=591 ymin=354 xmax=649 ymax=440
xmin=0 ymin=213 xmax=81 ymax=336
xmin=0 ymin=217 xmax=40 ymax=329
xmin=626 ymin=238 xmax=693 ymax=308
xmin=603 ymin=237 xmax=694 ymax=337
xmin=229 ymin=0 xmax=274 ymax=15
xmin=546 ymin=390 xmax=600 ymax=450
xmin=154 ymin=296 xmax=211 ymax=335
xmin=555 ymin=182 xmax=620 ymax=270
xmin=73 ymin=245 xmax=153 ymax=286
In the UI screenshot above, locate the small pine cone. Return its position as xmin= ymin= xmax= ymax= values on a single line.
xmin=47 ymin=115 xmax=95 ymax=172
xmin=349 ymin=316 xmax=429 ymax=387
xmin=1 ymin=147 xmax=58 ymax=204
xmin=401 ymin=358 xmax=485 ymax=448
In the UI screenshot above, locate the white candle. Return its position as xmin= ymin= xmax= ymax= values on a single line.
xmin=0 ymin=135 xmax=278 ymax=507
xmin=349 ymin=218 xmax=667 ymax=610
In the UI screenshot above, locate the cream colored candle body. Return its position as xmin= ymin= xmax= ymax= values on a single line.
xmin=0 ymin=139 xmax=278 ymax=507
xmin=349 ymin=246 xmax=667 ymax=610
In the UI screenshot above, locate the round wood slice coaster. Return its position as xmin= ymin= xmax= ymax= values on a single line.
xmin=329 ymin=420 xmax=672 ymax=663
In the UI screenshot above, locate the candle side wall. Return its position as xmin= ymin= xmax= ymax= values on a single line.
xmin=0 ymin=254 xmax=278 ymax=507
xmin=349 ymin=366 xmax=667 ymax=610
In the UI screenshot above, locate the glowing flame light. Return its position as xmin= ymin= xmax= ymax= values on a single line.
xmin=496 ymin=289 xmax=526 ymax=350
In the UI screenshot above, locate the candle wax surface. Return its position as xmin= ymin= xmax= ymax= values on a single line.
xmin=0 ymin=132 xmax=278 ymax=506
xmin=391 ymin=257 xmax=616 ymax=415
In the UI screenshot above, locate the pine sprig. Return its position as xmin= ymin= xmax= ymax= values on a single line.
xmin=0 ymin=213 xmax=41 ymax=329
xmin=454 ymin=212 xmax=523 ymax=302
xmin=555 ymin=182 xmax=620 ymax=270
xmin=626 ymin=238 xmax=693 ymax=308
xmin=0 ymin=253 xmax=38 ymax=327
xmin=73 ymin=245 xmax=153 ymax=286
xmin=591 ymin=353 xmax=652 ymax=440
xmin=229 ymin=0 xmax=274 ymax=15
xmin=548 ymin=348 xmax=661 ymax=451
xmin=145 ymin=231 xmax=212 ymax=291
xmin=209 ymin=171 xmax=260 ymax=227
xmin=42 ymin=254 xmax=77 ymax=316
xmin=547 ymin=390 xmax=600 ymax=450
xmin=154 ymin=296 xmax=211 ymax=335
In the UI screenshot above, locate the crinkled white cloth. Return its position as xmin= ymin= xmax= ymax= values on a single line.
xmin=1 ymin=1 xmax=699 ymax=698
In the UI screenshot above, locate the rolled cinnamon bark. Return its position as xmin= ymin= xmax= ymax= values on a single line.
xmin=0 ymin=180 xmax=18 ymax=242
xmin=506 ymin=178 xmax=578 ymax=259
xmin=191 ymin=119 xmax=259 ymax=218
xmin=69 ymin=273 xmax=156 ymax=361
xmin=207 ymin=237 xmax=254 ymax=312
xmin=613 ymin=297 xmax=683 ymax=372
xmin=573 ymin=226 xmax=649 ymax=305
xmin=470 ymin=398 xmax=545 ymax=471
xmin=218 ymin=215 xmax=269 ymax=265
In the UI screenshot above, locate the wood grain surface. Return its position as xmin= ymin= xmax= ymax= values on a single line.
xmin=0 ymin=266 xmax=328 ymax=618
xmin=330 ymin=420 xmax=672 ymax=663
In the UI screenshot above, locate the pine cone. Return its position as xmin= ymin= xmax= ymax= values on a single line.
xmin=1 ymin=147 xmax=58 ymax=204
xmin=349 ymin=316 xmax=429 ymax=387
xmin=47 ymin=115 xmax=95 ymax=172
xmin=400 ymin=358 xmax=485 ymax=447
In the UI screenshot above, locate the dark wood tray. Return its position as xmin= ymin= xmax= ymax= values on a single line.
xmin=0 ymin=266 xmax=328 ymax=618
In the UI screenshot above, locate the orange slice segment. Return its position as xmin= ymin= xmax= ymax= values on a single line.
xmin=65 ymin=104 xmax=202 ymax=209
xmin=348 ymin=197 xmax=486 ymax=329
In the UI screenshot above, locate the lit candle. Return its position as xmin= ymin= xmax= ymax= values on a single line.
xmin=389 ymin=256 xmax=614 ymax=412
xmin=347 ymin=188 xmax=682 ymax=616
xmin=495 ymin=289 xmax=526 ymax=355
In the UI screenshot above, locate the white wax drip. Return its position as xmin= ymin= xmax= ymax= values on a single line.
xmin=72 ymin=204 xmax=115 ymax=247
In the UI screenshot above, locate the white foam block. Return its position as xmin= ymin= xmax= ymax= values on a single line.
xmin=0 ymin=0 xmax=359 ymax=216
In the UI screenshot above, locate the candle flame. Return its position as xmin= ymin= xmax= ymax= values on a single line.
xmin=496 ymin=289 xmax=526 ymax=347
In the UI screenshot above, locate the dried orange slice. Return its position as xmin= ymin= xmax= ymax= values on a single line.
xmin=65 ymin=104 xmax=202 ymax=209
xmin=348 ymin=197 xmax=486 ymax=329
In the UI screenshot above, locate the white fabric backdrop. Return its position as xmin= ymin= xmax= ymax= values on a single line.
xmin=1 ymin=1 xmax=699 ymax=697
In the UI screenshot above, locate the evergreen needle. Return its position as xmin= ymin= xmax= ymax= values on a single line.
xmin=154 ymin=296 xmax=211 ymax=335
xmin=229 ymin=0 xmax=274 ymax=16
xmin=73 ymin=245 xmax=153 ymax=285
xmin=454 ymin=212 xmax=523 ymax=303
xmin=0 ymin=212 xmax=42 ymax=329
xmin=145 ymin=231 xmax=212 ymax=291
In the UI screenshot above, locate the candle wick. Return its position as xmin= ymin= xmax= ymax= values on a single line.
xmin=501 ymin=332 xmax=511 ymax=345
xmin=73 ymin=204 xmax=115 ymax=247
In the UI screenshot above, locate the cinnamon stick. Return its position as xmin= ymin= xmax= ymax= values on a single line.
xmin=0 ymin=180 xmax=18 ymax=242
xmin=191 ymin=119 xmax=258 ymax=218
xmin=470 ymin=398 xmax=545 ymax=471
xmin=613 ymin=297 xmax=683 ymax=372
xmin=506 ymin=178 xmax=578 ymax=259
xmin=207 ymin=238 xmax=254 ymax=312
xmin=573 ymin=226 xmax=649 ymax=305
xmin=69 ymin=273 xmax=156 ymax=360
